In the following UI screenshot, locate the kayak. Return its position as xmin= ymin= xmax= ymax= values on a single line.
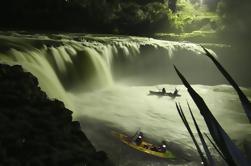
xmin=113 ymin=131 xmax=175 ymax=159
xmin=149 ymin=90 xmax=181 ymax=97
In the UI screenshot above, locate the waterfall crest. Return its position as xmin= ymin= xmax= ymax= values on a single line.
xmin=0 ymin=32 xmax=219 ymax=106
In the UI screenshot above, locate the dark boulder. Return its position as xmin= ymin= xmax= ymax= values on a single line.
xmin=0 ymin=64 xmax=114 ymax=166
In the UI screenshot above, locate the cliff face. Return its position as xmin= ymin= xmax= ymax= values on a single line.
xmin=0 ymin=64 xmax=114 ymax=166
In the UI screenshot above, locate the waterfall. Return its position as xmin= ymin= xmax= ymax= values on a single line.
xmin=0 ymin=47 xmax=74 ymax=109
xmin=0 ymin=32 xmax=220 ymax=108
xmin=2 ymin=32 xmax=250 ymax=166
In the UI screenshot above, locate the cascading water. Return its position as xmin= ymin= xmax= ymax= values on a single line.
xmin=0 ymin=32 xmax=250 ymax=166
xmin=0 ymin=33 xmax=115 ymax=108
xmin=0 ymin=33 xmax=217 ymax=95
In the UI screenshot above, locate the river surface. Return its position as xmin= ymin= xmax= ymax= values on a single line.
xmin=0 ymin=32 xmax=250 ymax=166
xmin=72 ymin=84 xmax=251 ymax=166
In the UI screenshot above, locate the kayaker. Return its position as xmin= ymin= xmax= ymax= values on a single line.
xmin=133 ymin=131 xmax=144 ymax=146
xmin=162 ymin=88 xmax=166 ymax=94
xmin=158 ymin=141 xmax=167 ymax=152
xmin=173 ymin=88 xmax=178 ymax=95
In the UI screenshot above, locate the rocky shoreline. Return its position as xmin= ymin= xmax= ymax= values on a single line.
xmin=0 ymin=64 xmax=114 ymax=166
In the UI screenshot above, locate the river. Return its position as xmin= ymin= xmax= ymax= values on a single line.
xmin=0 ymin=31 xmax=250 ymax=166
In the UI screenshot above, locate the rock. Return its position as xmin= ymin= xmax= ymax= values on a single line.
xmin=0 ymin=64 xmax=114 ymax=166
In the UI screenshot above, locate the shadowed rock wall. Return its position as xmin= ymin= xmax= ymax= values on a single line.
xmin=0 ymin=64 xmax=114 ymax=166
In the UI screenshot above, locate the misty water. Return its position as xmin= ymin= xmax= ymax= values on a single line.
xmin=0 ymin=32 xmax=250 ymax=166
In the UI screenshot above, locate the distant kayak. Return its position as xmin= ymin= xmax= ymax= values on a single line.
xmin=113 ymin=131 xmax=175 ymax=159
xmin=149 ymin=90 xmax=181 ymax=97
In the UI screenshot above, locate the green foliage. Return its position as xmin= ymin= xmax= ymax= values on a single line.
xmin=0 ymin=0 xmax=220 ymax=35
xmin=170 ymin=0 xmax=219 ymax=32
xmin=85 ymin=1 xmax=173 ymax=34
xmin=0 ymin=0 xmax=174 ymax=34
xmin=217 ymin=0 xmax=251 ymax=40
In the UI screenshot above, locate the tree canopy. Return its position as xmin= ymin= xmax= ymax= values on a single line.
xmin=0 ymin=0 xmax=175 ymax=35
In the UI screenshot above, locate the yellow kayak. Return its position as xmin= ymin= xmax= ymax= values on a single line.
xmin=113 ymin=131 xmax=175 ymax=159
